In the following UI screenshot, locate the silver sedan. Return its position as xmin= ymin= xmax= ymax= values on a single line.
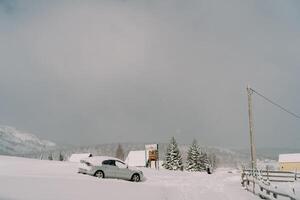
xmin=78 ymin=156 xmax=143 ymax=182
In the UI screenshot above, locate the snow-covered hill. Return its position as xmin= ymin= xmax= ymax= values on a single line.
xmin=0 ymin=126 xmax=56 ymax=155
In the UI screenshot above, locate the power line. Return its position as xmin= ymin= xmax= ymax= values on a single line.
xmin=249 ymin=88 xmax=300 ymax=119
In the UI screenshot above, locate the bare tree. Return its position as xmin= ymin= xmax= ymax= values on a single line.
xmin=208 ymin=153 xmax=218 ymax=170
xmin=115 ymin=144 xmax=125 ymax=161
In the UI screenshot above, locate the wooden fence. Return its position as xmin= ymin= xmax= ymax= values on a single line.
xmin=241 ymin=169 xmax=299 ymax=200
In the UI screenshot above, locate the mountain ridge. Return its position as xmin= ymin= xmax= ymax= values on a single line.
xmin=0 ymin=125 xmax=56 ymax=155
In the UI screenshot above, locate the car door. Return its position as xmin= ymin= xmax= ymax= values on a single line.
xmin=102 ymin=160 xmax=118 ymax=178
xmin=115 ymin=160 xmax=131 ymax=180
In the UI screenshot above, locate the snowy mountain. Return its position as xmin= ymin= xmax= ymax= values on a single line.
xmin=0 ymin=126 xmax=56 ymax=155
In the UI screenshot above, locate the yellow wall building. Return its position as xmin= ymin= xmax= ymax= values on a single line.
xmin=279 ymin=153 xmax=300 ymax=172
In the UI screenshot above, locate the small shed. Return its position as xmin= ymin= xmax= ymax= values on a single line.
xmin=125 ymin=150 xmax=146 ymax=167
xmin=279 ymin=153 xmax=300 ymax=171
xmin=69 ymin=153 xmax=92 ymax=162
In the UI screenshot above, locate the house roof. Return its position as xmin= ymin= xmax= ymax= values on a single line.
xmin=279 ymin=153 xmax=300 ymax=163
xmin=125 ymin=150 xmax=146 ymax=167
xmin=68 ymin=153 xmax=92 ymax=162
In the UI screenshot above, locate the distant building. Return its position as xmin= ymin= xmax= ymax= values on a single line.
xmin=279 ymin=153 xmax=300 ymax=171
xmin=257 ymin=159 xmax=279 ymax=170
xmin=125 ymin=150 xmax=146 ymax=167
xmin=69 ymin=153 xmax=92 ymax=162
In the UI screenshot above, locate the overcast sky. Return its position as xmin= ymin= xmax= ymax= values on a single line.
xmin=0 ymin=0 xmax=300 ymax=148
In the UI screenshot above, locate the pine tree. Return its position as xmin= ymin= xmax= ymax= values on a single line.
xmin=163 ymin=137 xmax=183 ymax=170
xmin=199 ymin=151 xmax=210 ymax=171
xmin=115 ymin=144 xmax=125 ymax=161
xmin=59 ymin=152 xmax=64 ymax=161
xmin=186 ymin=139 xmax=201 ymax=171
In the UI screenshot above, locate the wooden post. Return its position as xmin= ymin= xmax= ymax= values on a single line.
xmin=247 ymin=85 xmax=257 ymax=194
xmin=241 ymin=167 xmax=246 ymax=187
xmin=157 ymin=144 xmax=159 ymax=170
xmin=247 ymin=85 xmax=256 ymax=170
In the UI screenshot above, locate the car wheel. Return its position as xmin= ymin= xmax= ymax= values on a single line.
xmin=94 ymin=171 xmax=104 ymax=179
xmin=131 ymin=174 xmax=140 ymax=182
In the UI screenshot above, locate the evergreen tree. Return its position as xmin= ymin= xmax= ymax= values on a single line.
xmin=199 ymin=151 xmax=210 ymax=171
xmin=185 ymin=139 xmax=201 ymax=171
xmin=59 ymin=152 xmax=64 ymax=161
xmin=163 ymin=137 xmax=183 ymax=170
xmin=115 ymin=144 xmax=125 ymax=161
xmin=48 ymin=153 xmax=53 ymax=161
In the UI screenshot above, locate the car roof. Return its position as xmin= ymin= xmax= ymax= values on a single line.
xmin=80 ymin=156 xmax=124 ymax=165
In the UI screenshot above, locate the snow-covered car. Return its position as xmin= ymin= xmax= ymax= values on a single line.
xmin=78 ymin=156 xmax=143 ymax=182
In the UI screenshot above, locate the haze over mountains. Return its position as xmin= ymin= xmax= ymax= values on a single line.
xmin=0 ymin=125 xmax=56 ymax=155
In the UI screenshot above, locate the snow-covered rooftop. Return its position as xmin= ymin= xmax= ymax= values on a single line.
xmin=279 ymin=153 xmax=300 ymax=163
xmin=125 ymin=150 xmax=146 ymax=167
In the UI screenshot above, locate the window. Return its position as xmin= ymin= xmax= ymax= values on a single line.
xmin=115 ymin=161 xmax=127 ymax=169
xmin=102 ymin=160 xmax=116 ymax=166
xmin=102 ymin=160 xmax=110 ymax=165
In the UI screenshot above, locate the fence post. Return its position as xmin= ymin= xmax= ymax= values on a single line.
xmin=266 ymin=166 xmax=269 ymax=181
xmin=252 ymin=169 xmax=256 ymax=194
xmin=241 ymin=170 xmax=245 ymax=187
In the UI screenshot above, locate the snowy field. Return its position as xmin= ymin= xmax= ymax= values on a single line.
xmin=0 ymin=155 xmax=257 ymax=200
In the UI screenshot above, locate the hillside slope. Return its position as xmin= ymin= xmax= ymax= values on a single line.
xmin=0 ymin=126 xmax=55 ymax=155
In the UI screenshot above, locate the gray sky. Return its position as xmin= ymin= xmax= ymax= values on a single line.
xmin=0 ymin=0 xmax=300 ymax=148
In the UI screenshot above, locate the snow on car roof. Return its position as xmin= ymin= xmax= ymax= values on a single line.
xmin=69 ymin=153 xmax=92 ymax=162
xmin=81 ymin=156 xmax=124 ymax=165
xmin=279 ymin=153 xmax=300 ymax=163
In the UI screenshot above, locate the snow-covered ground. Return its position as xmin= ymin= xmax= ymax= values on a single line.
xmin=0 ymin=155 xmax=257 ymax=200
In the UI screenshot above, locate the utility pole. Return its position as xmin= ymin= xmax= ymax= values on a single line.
xmin=247 ymin=85 xmax=256 ymax=170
